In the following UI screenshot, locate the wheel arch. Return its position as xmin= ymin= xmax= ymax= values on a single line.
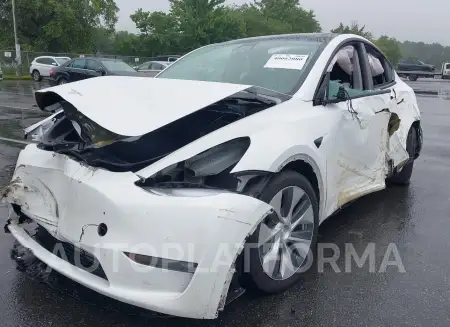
xmin=235 ymin=154 xmax=325 ymax=219
xmin=411 ymin=119 xmax=423 ymax=158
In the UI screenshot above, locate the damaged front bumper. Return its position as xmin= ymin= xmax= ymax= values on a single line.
xmin=2 ymin=144 xmax=271 ymax=319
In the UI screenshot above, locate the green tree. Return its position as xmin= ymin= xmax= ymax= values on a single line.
xmin=131 ymin=0 xmax=321 ymax=56
xmin=0 ymin=0 xmax=119 ymax=52
xmin=254 ymin=0 xmax=321 ymax=34
xmin=374 ymin=36 xmax=402 ymax=64
xmin=331 ymin=22 xmax=373 ymax=40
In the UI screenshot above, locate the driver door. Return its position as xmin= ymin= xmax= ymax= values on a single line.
xmin=319 ymin=42 xmax=394 ymax=212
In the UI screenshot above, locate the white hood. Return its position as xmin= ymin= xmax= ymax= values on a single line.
xmin=35 ymin=76 xmax=251 ymax=136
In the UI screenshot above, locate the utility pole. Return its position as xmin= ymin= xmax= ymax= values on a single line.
xmin=11 ymin=0 xmax=21 ymax=76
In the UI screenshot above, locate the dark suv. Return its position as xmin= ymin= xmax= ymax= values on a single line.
xmin=397 ymin=59 xmax=435 ymax=72
xmin=49 ymin=57 xmax=139 ymax=86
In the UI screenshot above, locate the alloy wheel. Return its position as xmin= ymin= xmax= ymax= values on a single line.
xmin=257 ymin=186 xmax=314 ymax=280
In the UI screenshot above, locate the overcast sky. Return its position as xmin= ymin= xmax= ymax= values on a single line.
xmin=115 ymin=0 xmax=448 ymax=45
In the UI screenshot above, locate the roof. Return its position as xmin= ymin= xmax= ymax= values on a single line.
xmin=74 ymin=57 xmax=125 ymax=61
xmin=220 ymin=33 xmax=339 ymax=45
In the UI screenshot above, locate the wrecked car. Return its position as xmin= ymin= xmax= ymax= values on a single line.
xmin=1 ymin=33 xmax=422 ymax=319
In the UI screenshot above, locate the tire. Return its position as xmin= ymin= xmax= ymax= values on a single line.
xmin=32 ymin=70 xmax=42 ymax=82
xmin=58 ymin=78 xmax=68 ymax=85
xmin=238 ymin=170 xmax=319 ymax=294
xmin=389 ymin=127 xmax=417 ymax=185
xmin=408 ymin=75 xmax=418 ymax=81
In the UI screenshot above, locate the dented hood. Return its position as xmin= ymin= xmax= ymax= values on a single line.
xmin=34 ymin=76 xmax=251 ymax=137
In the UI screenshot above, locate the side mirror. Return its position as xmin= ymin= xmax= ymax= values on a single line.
xmin=336 ymin=86 xmax=348 ymax=101
xmin=315 ymin=74 xmax=350 ymax=106
xmin=52 ymin=62 xmax=58 ymax=66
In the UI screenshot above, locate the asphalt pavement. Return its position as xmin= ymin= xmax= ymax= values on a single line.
xmin=0 ymin=79 xmax=450 ymax=327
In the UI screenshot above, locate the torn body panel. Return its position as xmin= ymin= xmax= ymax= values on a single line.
xmin=2 ymin=144 xmax=272 ymax=319
xmin=320 ymin=93 xmax=392 ymax=216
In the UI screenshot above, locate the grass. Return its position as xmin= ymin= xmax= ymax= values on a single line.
xmin=2 ymin=74 xmax=32 ymax=80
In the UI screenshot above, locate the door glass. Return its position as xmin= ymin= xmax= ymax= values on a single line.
xmin=86 ymin=60 xmax=103 ymax=71
xmin=326 ymin=45 xmax=370 ymax=100
xmin=71 ymin=59 xmax=86 ymax=69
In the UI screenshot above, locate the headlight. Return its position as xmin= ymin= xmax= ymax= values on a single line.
xmin=138 ymin=137 xmax=250 ymax=195
xmin=184 ymin=137 xmax=250 ymax=177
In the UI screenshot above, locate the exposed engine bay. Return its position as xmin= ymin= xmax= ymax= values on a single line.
xmin=30 ymin=87 xmax=289 ymax=191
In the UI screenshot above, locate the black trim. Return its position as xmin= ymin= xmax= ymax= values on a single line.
xmin=314 ymin=137 xmax=323 ymax=148
xmin=123 ymin=252 xmax=198 ymax=274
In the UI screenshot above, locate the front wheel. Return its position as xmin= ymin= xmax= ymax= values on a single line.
xmin=238 ymin=170 xmax=319 ymax=294
xmin=408 ymin=75 xmax=418 ymax=81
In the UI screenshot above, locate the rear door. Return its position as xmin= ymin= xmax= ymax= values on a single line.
xmin=363 ymin=43 xmax=410 ymax=168
xmin=68 ymin=59 xmax=88 ymax=82
xmin=36 ymin=58 xmax=57 ymax=77
xmin=85 ymin=59 xmax=105 ymax=79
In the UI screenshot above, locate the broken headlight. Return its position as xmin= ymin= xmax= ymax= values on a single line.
xmin=138 ymin=137 xmax=251 ymax=196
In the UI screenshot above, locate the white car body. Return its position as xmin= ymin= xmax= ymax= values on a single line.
xmin=2 ymin=34 xmax=422 ymax=319
xmin=29 ymin=56 xmax=71 ymax=81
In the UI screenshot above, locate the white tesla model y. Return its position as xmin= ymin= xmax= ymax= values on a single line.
xmin=2 ymin=33 xmax=422 ymax=319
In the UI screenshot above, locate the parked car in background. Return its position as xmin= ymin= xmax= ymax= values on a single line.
xmin=0 ymin=65 xmax=3 ymax=81
xmin=149 ymin=55 xmax=181 ymax=62
xmin=29 ymin=56 xmax=71 ymax=81
xmin=49 ymin=57 xmax=138 ymax=86
xmin=397 ymin=58 xmax=435 ymax=72
xmin=135 ymin=61 xmax=171 ymax=77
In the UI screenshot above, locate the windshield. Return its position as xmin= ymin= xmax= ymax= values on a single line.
xmin=157 ymin=38 xmax=323 ymax=94
xmin=55 ymin=58 xmax=70 ymax=65
xmin=101 ymin=60 xmax=135 ymax=73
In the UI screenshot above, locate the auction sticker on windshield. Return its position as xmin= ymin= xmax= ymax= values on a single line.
xmin=264 ymin=54 xmax=309 ymax=70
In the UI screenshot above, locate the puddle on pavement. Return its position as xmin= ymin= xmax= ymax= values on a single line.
xmin=0 ymin=109 xmax=49 ymax=140
xmin=0 ymin=80 xmax=49 ymax=97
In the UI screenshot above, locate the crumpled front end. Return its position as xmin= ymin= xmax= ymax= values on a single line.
xmin=2 ymin=144 xmax=272 ymax=319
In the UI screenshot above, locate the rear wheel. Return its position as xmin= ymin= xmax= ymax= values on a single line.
xmin=239 ymin=170 xmax=319 ymax=293
xmin=58 ymin=78 xmax=68 ymax=85
xmin=389 ymin=127 xmax=417 ymax=185
xmin=32 ymin=70 xmax=42 ymax=82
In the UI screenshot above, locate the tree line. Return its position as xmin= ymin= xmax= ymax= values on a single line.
xmin=1 ymin=0 xmax=449 ymax=68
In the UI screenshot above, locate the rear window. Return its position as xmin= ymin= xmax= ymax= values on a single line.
xmin=100 ymin=60 xmax=135 ymax=73
xmin=55 ymin=58 xmax=70 ymax=65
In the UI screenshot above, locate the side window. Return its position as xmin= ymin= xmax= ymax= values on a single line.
xmin=137 ymin=62 xmax=149 ymax=70
xmin=326 ymin=44 xmax=369 ymax=100
xmin=36 ymin=58 xmax=53 ymax=65
xmin=364 ymin=44 xmax=394 ymax=88
xmin=86 ymin=60 xmax=103 ymax=71
xmin=71 ymin=59 xmax=86 ymax=69
xmin=151 ymin=63 xmax=164 ymax=70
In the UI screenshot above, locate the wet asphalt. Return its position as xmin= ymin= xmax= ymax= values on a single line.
xmin=0 ymin=79 xmax=450 ymax=327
